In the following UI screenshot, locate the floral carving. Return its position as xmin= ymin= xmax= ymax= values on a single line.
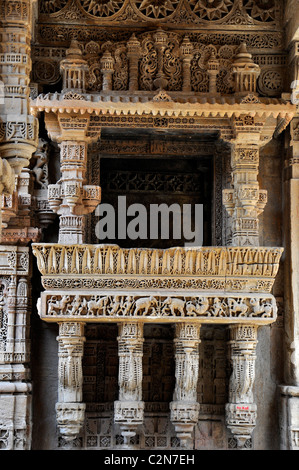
xmin=135 ymin=0 xmax=179 ymax=19
xmin=244 ymin=0 xmax=276 ymax=22
xmin=189 ymin=0 xmax=234 ymax=21
xmin=39 ymin=0 xmax=68 ymax=14
xmin=79 ymin=0 xmax=124 ymax=17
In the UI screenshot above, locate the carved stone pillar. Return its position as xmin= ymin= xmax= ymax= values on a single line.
xmin=207 ymin=51 xmax=220 ymax=95
xmin=100 ymin=51 xmax=114 ymax=92
xmin=127 ymin=34 xmax=141 ymax=92
xmin=56 ymin=322 xmax=86 ymax=442
xmin=180 ymin=36 xmax=193 ymax=93
xmin=0 ymin=0 xmax=38 ymax=175
xmin=170 ymin=323 xmax=201 ymax=448
xmin=46 ymin=134 xmax=101 ymax=244
xmin=225 ymin=324 xmax=258 ymax=448
xmin=48 ymin=139 xmax=101 ymax=244
xmin=114 ymin=322 xmax=144 ymax=446
xmin=223 ymin=127 xmax=267 ymax=246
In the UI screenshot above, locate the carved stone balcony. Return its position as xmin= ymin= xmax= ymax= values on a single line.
xmin=33 ymin=243 xmax=283 ymax=326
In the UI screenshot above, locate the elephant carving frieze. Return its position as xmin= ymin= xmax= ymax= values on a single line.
xmin=38 ymin=291 xmax=277 ymax=324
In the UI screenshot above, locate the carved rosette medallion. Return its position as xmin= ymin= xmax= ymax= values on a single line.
xmin=189 ymin=0 xmax=234 ymax=21
xmin=79 ymin=0 xmax=124 ymax=17
xmin=134 ymin=0 xmax=179 ymax=19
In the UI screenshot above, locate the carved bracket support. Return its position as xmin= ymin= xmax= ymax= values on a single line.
xmin=225 ymin=324 xmax=258 ymax=448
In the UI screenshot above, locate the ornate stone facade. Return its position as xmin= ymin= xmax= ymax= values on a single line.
xmin=0 ymin=0 xmax=298 ymax=452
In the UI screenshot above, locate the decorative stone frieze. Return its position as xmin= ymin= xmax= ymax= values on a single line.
xmin=225 ymin=324 xmax=258 ymax=448
xmin=56 ymin=321 xmax=86 ymax=441
xmin=32 ymin=244 xmax=283 ymax=295
xmin=114 ymin=322 xmax=144 ymax=445
xmin=170 ymin=323 xmax=201 ymax=447
xmin=38 ymin=292 xmax=278 ymax=325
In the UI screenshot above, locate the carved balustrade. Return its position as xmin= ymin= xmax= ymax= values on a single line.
xmin=33 ymin=243 xmax=283 ymax=447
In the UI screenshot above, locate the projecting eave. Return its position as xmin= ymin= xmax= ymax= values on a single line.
xmin=30 ymin=91 xmax=296 ymax=141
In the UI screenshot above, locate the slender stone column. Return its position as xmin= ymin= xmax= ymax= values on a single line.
xmin=170 ymin=323 xmax=201 ymax=448
xmin=127 ymin=34 xmax=141 ymax=92
xmin=0 ymin=0 xmax=38 ymax=172
xmin=114 ymin=322 xmax=144 ymax=446
xmin=56 ymin=322 xmax=86 ymax=442
xmin=223 ymin=128 xmax=267 ymax=246
xmin=180 ymin=36 xmax=193 ymax=93
xmin=48 ymin=139 xmax=101 ymax=244
xmin=225 ymin=324 xmax=258 ymax=448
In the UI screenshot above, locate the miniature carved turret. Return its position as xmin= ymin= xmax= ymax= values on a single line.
xmin=100 ymin=50 xmax=115 ymax=92
xmin=127 ymin=34 xmax=142 ymax=92
xmin=180 ymin=36 xmax=193 ymax=92
xmin=207 ymin=50 xmax=220 ymax=95
xmin=60 ymin=40 xmax=89 ymax=93
xmin=232 ymin=43 xmax=260 ymax=97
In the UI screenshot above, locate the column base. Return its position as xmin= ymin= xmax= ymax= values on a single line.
xmin=114 ymin=400 xmax=144 ymax=445
xmin=279 ymin=385 xmax=299 ymax=450
xmin=225 ymin=403 xmax=257 ymax=448
xmin=56 ymin=402 xmax=86 ymax=442
xmin=170 ymin=401 xmax=199 ymax=447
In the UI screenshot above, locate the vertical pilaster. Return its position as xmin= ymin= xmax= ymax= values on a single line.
xmin=225 ymin=324 xmax=258 ymax=448
xmin=170 ymin=323 xmax=201 ymax=448
xmin=0 ymin=0 xmax=38 ymax=175
xmin=56 ymin=322 xmax=86 ymax=442
xmin=0 ymin=247 xmax=32 ymax=450
xmin=114 ymin=322 xmax=144 ymax=446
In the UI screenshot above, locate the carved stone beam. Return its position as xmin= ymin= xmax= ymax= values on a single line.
xmin=114 ymin=322 xmax=144 ymax=447
xmin=225 ymin=324 xmax=258 ymax=448
xmin=170 ymin=323 xmax=201 ymax=448
xmin=223 ymin=116 xmax=267 ymax=246
xmin=56 ymin=322 xmax=86 ymax=443
xmin=45 ymin=112 xmax=101 ymax=244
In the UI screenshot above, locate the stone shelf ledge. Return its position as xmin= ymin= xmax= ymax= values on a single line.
xmin=32 ymin=244 xmax=283 ymax=326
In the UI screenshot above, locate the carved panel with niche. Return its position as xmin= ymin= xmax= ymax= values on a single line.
xmin=87 ymin=136 xmax=215 ymax=249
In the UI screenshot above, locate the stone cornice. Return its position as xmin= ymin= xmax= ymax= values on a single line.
xmin=30 ymin=92 xmax=296 ymax=142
